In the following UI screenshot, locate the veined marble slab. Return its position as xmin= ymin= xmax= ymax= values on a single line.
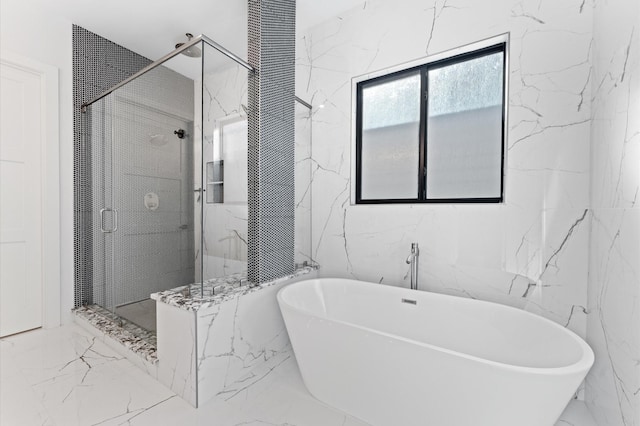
xmin=153 ymin=266 xmax=318 ymax=407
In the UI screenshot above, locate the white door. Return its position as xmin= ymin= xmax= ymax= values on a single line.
xmin=0 ymin=60 xmax=44 ymax=337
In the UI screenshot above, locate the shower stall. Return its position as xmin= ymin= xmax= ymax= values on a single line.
xmin=79 ymin=34 xmax=312 ymax=336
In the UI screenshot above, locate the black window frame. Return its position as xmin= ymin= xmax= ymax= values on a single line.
xmin=355 ymin=42 xmax=507 ymax=204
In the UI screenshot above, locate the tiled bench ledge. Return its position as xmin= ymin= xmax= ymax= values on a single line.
xmin=151 ymin=266 xmax=317 ymax=311
xmin=150 ymin=266 xmax=318 ymax=407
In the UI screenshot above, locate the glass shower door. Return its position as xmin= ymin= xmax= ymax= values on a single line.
xmin=110 ymin=96 xmax=195 ymax=331
xmin=88 ymin=97 xmax=117 ymax=320
xmin=87 ymin=58 xmax=197 ymax=332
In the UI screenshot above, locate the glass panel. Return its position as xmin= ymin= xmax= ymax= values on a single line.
xmin=111 ymin=53 xmax=197 ymax=327
xmin=426 ymin=51 xmax=503 ymax=199
xmin=200 ymin=41 xmax=248 ymax=283
xmin=360 ymin=72 xmax=420 ymax=200
xmin=295 ymin=101 xmax=312 ymax=266
xmin=88 ymin=97 xmax=114 ymax=314
xmin=85 ymin=45 xmax=200 ymax=334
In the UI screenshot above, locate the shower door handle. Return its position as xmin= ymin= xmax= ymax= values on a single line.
xmin=100 ymin=208 xmax=118 ymax=233
xmin=100 ymin=208 xmax=110 ymax=233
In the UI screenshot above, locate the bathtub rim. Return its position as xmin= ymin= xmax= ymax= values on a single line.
xmin=277 ymin=277 xmax=594 ymax=376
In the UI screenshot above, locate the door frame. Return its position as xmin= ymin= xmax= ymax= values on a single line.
xmin=1 ymin=50 xmax=60 ymax=329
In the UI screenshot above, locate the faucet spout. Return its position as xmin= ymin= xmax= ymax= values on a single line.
xmin=406 ymin=243 xmax=419 ymax=290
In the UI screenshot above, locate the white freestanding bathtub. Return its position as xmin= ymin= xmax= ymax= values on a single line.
xmin=277 ymin=278 xmax=594 ymax=426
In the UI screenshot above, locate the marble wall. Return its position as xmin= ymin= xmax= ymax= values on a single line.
xmin=297 ymin=0 xmax=639 ymax=422
xmin=586 ymin=0 xmax=640 ymax=424
xmin=156 ymin=302 xmax=197 ymax=405
xmin=195 ymin=280 xmax=292 ymax=406
xmin=297 ymin=0 xmax=592 ymax=335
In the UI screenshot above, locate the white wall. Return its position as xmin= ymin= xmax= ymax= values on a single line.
xmin=586 ymin=0 xmax=640 ymax=424
xmin=0 ymin=0 xmax=74 ymax=324
xmin=298 ymin=0 xmax=593 ymax=336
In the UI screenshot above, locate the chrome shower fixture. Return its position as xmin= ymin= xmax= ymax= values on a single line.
xmin=175 ymin=33 xmax=202 ymax=58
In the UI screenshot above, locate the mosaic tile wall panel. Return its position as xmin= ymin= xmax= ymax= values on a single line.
xmin=247 ymin=0 xmax=297 ymax=283
xmin=73 ymin=25 xmax=152 ymax=307
xmin=73 ymin=26 xmax=195 ymax=309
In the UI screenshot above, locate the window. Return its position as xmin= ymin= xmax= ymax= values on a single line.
xmin=354 ymin=40 xmax=507 ymax=203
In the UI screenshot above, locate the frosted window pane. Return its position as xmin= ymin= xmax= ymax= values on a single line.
xmin=429 ymin=52 xmax=503 ymax=116
xmin=361 ymin=72 xmax=420 ymax=200
xmin=363 ymin=73 xmax=420 ymax=130
xmin=426 ymin=52 xmax=503 ymax=199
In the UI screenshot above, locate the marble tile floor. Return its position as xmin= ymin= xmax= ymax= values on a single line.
xmin=114 ymin=299 xmax=157 ymax=332
xmin=1 ymin=323 xmax=597 ymax=426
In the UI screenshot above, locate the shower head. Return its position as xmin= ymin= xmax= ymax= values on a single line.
xmin=175 ymin=33 xmax=202 ymax=58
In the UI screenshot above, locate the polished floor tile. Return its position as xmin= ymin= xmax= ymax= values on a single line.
xmin=1 ymin=324 xmax=597 ymax=426
xmin=556 ymin=400 xmax=598 ymax=426
xmin=0 ymin=325 xmax=172 ymax=426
